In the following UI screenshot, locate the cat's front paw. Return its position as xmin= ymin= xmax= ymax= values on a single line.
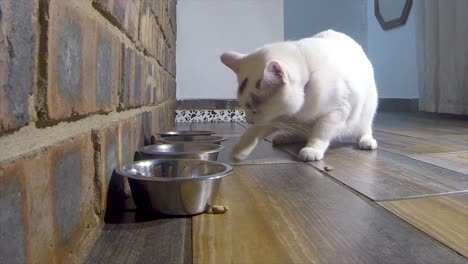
xmin=298 ymin=147 xmax=324 ymax=161
xmin=232 ymin=146 xmax=250 ymax=162
xmin=358 ymin=136 xmax=378 ymax=150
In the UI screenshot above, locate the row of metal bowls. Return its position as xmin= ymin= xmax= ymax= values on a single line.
xmin=116 ymin=130 xmax=232 ymax=216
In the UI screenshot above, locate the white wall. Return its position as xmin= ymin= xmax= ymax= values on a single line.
xmin=367 ymin=0 xmax=419 ymax=98
xmin=176 ymin=0 xmax=284 ymax=99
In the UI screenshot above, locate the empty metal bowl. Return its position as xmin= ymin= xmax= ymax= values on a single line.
xmin=116 ymin=159 xmax=233 ymax=215
xmin=159 ymin=135 xmax=227 ymax=145
xmin=138 ymin=143 xmax=224 ymax=161
xmin=157 ymin=130 xmax=214 ymax=138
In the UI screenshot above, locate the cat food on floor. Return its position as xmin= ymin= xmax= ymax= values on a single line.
xmin=206 ymin=205 xmax=229 ymax=214
xmin=324 ymin=166 xmax=334 ymax=171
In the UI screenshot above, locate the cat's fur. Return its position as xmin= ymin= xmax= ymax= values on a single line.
xmin=220 ymin=30 xmax=378 ymax=161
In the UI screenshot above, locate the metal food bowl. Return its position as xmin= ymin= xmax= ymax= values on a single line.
xmin=116 ymin=159 xmax=233 ymax=215
xmin=159 ymin=135 xmax=227 ymax=145
xmin=157 ymin=130 xmax=214 ymax=138
xmin=138 ymin=143 xmax=224 ymax=161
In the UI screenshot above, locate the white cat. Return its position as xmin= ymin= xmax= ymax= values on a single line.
xmin=221 ymin=30 xmax=378 ymax=161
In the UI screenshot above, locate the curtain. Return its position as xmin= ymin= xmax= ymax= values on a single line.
xmin=415 ymin=0 xmax=468 ymax=114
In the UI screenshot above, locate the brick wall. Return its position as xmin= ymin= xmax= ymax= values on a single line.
xmin=0 ymin=0 xmax=176 ymax=262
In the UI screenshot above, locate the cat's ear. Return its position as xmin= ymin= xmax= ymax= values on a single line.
xmin=220 ymin=51 xmax=245 ymax=73
xmin=263 ymin=60 xmax=286 ymax=86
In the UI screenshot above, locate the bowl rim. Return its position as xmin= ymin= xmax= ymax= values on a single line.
xmin=157 ymin=130 xmax=214 ymax=137
xmin=159 ymin=135 xmax=228 ymax=144
xmin=116 ymin=159 xmax=233 ymax=182
xmin=138 ymin=142 xmax=225 ymax=155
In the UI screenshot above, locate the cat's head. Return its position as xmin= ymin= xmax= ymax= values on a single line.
xmin=220 ymin=50 xmax=304 ymax=125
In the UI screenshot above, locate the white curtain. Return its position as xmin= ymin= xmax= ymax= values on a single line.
xmin=415 ymin=0 xmax=468 ymax=114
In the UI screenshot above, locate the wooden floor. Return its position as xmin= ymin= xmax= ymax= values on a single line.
xmin=86 ymin=113 xmax=468 ymax=263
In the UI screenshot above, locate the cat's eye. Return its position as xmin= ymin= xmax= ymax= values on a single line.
xmin=238 ymin=78 xmax=248 ymax=94
xmin=255 ymin=80 xmax=261 ymax=89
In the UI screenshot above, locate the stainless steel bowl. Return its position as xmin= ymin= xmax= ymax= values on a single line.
xmin=116 ymin=159 xmax=233 ymax=215
xmin=159 ymin=135 xmax=227 ymax=145
xmin=138 ymin=143 xmax=224 ymax=161
xmin=157 ymin=130 xmax=214 ymax=138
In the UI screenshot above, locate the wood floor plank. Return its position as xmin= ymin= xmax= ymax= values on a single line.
xmin=193 ymin=164 xmax=468 ymax=264
xmin=411 ymin=151 xmax=468 ymax=175
xmin=374 ymin=113 xmax=468 ymax=136
xmin=375 ymin=131 xmax=467 ymax=156
xmin=379 ymin=194 xmax=468 ymax=258
xmin=217 ymin=137 xmax=299 ymax=165
xmin=85 ymin=215 xmax=191 ymax=264
xmin=279 ymin=143 xmax=468 ymax=201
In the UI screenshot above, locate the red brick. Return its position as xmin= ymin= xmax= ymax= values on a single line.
xmin=117 ymin=117 xmax=140 ymax=199
xmin=158 ymin=36 xmax=166 ymax=67
xmin=93 ymin=0 xmax=140 ymax=41
xmin=0 ymin=134 xmax=95 ymax=263
xmin=147 ymin=0 xmax=162 ymax=22
xmin=156 ymin=68 xmax=164 ymax=103
xmin=169 ymin=77 xmax=176 ymax=100
xmin=121 ymin=47 xmax=147 ymax=109
xmin=92 ymin=124 xmax=119 ymax=216
xmin=145 ymin=62 xmax=157 ymax=105
xmin=48 ymin=134 xmax=96 ymax=259
xmin=140 ymin=111 xmax=153 ymax=145
xmin=140 ymin=0 xmax=161 ymax=59
xmin=93 ymin=121 xmax=134 ymax=215
xmin=0 ymin=0 xmax=38 ymax=133
xmin=134 ymin=54 xmax=147 ymax=107
xmin=23 ymin=156 xmax=56 ymax=264
xmin=169 ymin=0 xmax=176 ymax=36
xmin=46 ymin=1 xmax=97 ymax=120
xmin=121 ymin=45 xmax=135 ymax=109
xmin=96 ymin=25 xmax=121 ymax=111
xmin=119 ymin=118 xmax=138 ymax=166
xmin=162 ymin=72 xmax=170 ymax=101
xmin=168 ymin=101 xmax=176 ymax=128
xmin=160 ymin=0 xmax=168 ymax=36
xmin=150 ymin=106 xmax=162 ymax=135
xmin=139 ymin=59 xmax=154 ymax=106
xmin=0 ymin=163 xmax=28 ymax=264
xmin=159 ymin=104 xmax=167 ymax=131
xmin=134 ymin=54 xmax=142 ymax=107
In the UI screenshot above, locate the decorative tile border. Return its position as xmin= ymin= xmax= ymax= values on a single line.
xmin=177 ymin=99 xmax=240 ymax=110
xmin=175 ymin=109 xmax=246 ymax=122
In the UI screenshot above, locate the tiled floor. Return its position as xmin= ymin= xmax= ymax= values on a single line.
xmin=87 ymin=113 xmax=468 ymax=263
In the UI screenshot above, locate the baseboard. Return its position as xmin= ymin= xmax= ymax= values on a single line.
xmin=378 ymin=98 xmax=419 ymax=113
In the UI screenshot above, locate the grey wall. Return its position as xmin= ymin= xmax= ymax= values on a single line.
xmin=284 ymin=0 xmax=419 ymax=99
xmin=367 ymin=0 xmax=419 ymax=99
xmin=284 ymin=0 xmax=367 ymax=49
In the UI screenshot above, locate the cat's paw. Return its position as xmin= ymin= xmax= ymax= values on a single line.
xmin=232 ymin=146 xmax=250 ymax=161
xmin=358 ymin=136 xmax=378 ymax=150
xmin=298 ymin=147 xmax=324 ymax=161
